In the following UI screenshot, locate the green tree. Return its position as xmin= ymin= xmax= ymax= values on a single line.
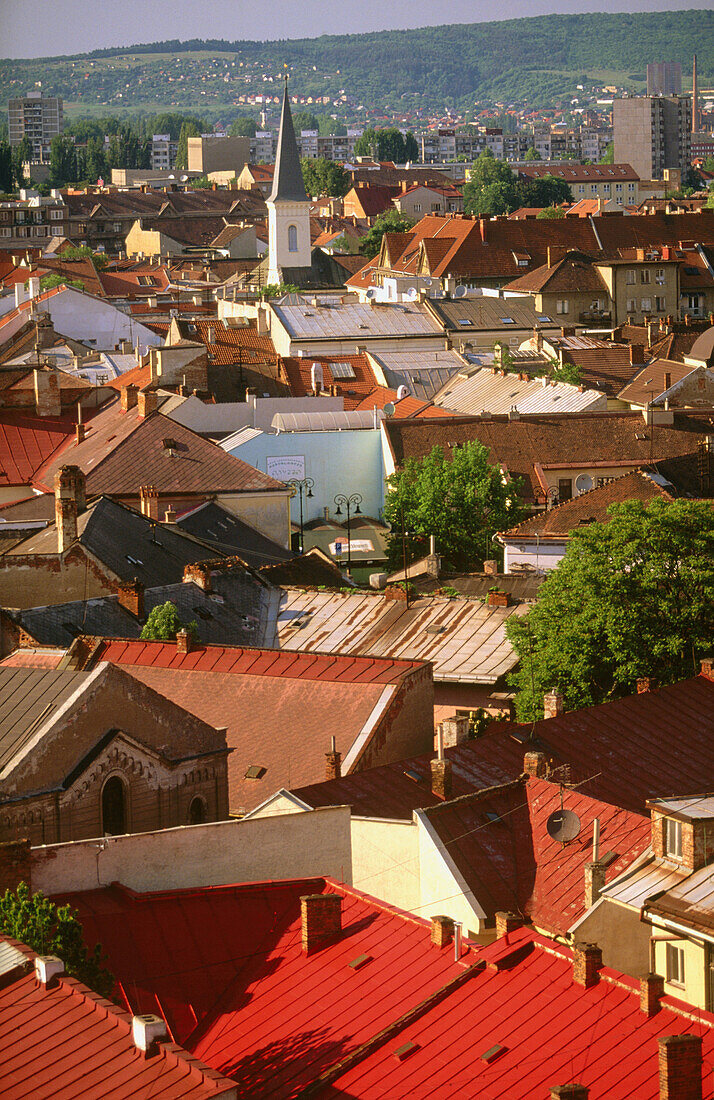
xmin=519 ymin=174 xmax=572 ymax=208
xmin=506 ymin=499 xmax=714 ymax=719
xmin=536 ymin=205 xmax=566 ymax=218
xmin=0 ymin=141 xmax=12 ymax=193
xmin=50 ymin=135 xmax=79 ymax=186
xmin=601 ymin=141 xmax=614 ymax=164
xmin=292 ymin=111 xmax=320 ymax=133
xmin=12 ymin=137 xmax=32 ymax=188
xmin=358 ymin=208 xmax=415 ymax=258
xmin=261 ymin=283 xmax=300 ymax=298
xmin=140 ymin=601 xmax=199 ymax=642
xmin=524 ymin=146 xmax=541 ymax=160
xmin=301 ymin=158 xmax=349 ymax=197
xmin=59 ymin=244 xmax=109 ymax=270
xmin=175 ymin=120 xmax=200 ymax=169
xmin=703 ymin=155 xmax=714 ymax=174
xmin=353 ymin=127 xmax=415 ymax=163
xmin=229 ymin=117 xmax=257 ymax=138
xmin=40 ymin=273 xmax=86 ymax=292
xmin=463 ymin=150 xmax=519 ymax=215
xmin=383 ymin=442 xmax=522 ymax=571
xmin=0 ymin=882 xmax=113 ymax=998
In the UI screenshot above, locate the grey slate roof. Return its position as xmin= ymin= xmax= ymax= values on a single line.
xmin=11 ymin=570 xmax=281 ymax=649
xmin=268 ymin=80 xmax=309 ymax=204
xmin=175 ymin=501 xmax=294 ymax=568
xmin=0 ymin=668 xmax=87 ymax=772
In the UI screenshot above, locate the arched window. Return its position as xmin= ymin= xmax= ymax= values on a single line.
xmin=102 ymin=776 xmax=127 ymax=836
xmin=188 ymin=796 xmax=206 ymax=825
xmin=287 ymin=224 xmax=298 ymax=252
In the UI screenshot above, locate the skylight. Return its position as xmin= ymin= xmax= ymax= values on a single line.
xmin=500 ymin=317 xmax=515 ymax=324
xmin=330 ymin=361 xmax=356 ymax=379
xmin=458 ymin=318 xmax=473 ymax=326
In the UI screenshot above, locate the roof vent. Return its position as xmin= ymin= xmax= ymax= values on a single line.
xmin=132 ymin=1013 xmax=167 ymax=1055
xmin=34 ymin=955 xmax=64 ymax=988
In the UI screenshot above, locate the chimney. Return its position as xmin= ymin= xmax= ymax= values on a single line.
xmin=637 ymin=677 xmax=657 ymax=694
xmin=117 ymin=580 xmax=144 ymax=619
xmin=34 ymin=955 xmax=65 ymax=989
xmin=138 ymin=390 xmax=159 ymax=418
xmin=75 ymin=423 xmax=85 ymax=445
xmin=572 ymin=942 xmax=602 ymax=988
xmin=640 ymin=973 xmax=664 ymax=1018
xmin=584 ymin=861 xmax=607 ymax=909
xmin=550 ymin=1089 xmax=588 ymax=1100
xmin=657 ymin=1034 xmax=702 ymax=1100
xmin=524 ymin=751 xmax=548 ymax=778
xmin=544 ymin=689 xmax=564 ymax=719
xmin=176 ymin=628 xmax=191 ymax=654
xmin=207 ymin=325 xmax=215 ymax=344
xmin=440 ymin=714 xmax=470 ymax=748
xmin=34 ymin=369 xmax=61 ymax=417
xmin=430 ymin=914 xmax=454 ymax=948
xmin=325 ymin=735 xmax=341 ymax=781
xmin=14 ymin=282 xmax=28 ymax=308
xmin=487 ymin=589 xmax=511 ymax=606
xmin=183 ymin=562 xmax=211 ymax=591
xmin=164 ymin=506 xmax=177 ymax=524
xmin=121 ymin=384 xmax=138 ymax=412
xmin=139 ymin=485 xmax=159 ymax=521
xmin=701 ymin=659 xmax=714 ymax=681
xmin=301 ymin=893 xmax=342 ymax=954
xmin=630 ymin=344 xmax=646 ymax=366
xmin=493 ymin=343 xmax=503 ymax=369
xmin=27 ymin=276 xmax=40 ymax=300
xmin=431 ymin=724 xmax=452 ymax=799
xmin=54 ymin=465 xmax=85 ymax=553
xmin=132 ymin=1014 xmax=168 ymax=1057
xmin=495 ymin=911 xmax=523 ymax=938
xmin=483 ymin=559 xmax=498 ymax=576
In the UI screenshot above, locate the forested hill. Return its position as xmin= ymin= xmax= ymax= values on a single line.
xmin=0 ymin=9 xmax=711 ymax=116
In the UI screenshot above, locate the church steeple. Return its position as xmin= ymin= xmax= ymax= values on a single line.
xmin=269 ymin=77 xmax=308 ymax=203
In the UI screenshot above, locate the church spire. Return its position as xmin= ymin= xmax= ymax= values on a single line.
xmin=268 ymin=76 xmax=308 ymax=203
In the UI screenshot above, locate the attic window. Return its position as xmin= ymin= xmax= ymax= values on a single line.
xmin=126 ymin=554 xmax=143 ymax=566
xmin=162 ymin=437 xmax=179 ymax=451
xmin=500 ymin=317 xmax=515 ymax=324
xmin=330 ymin=361 xmax=356 ymax=379
xmin=485 ymin=811 xmax=502 ymax=824
xmin=404 ymin=768 xmax=423 ymax=783
xmin=245 ymin=765 xmax=266 ymax=780
xmin=664 ymin=817 xmax=683 ymax=859
xmin=537 ymin=315 xmax=552 ymax=322
xmin=187 ymin=323 xmax=197 ymax=333
xmin=458 ymin=318 xmax=473 ymax=326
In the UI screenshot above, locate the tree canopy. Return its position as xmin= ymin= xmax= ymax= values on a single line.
xmin=358 ymin=208 xmax=415 ymax=258
xmin=383 ymin=442 xmax=522 ymax=571
xmin=0 ymin=882 xmax=113 ymax=997
xmin=353 ymin=127 xmax=418 ymax=163
xmin=140 ymin=601 xmax=199 ymax=642
xmin=506 ymin=498 xmax=714 ymax=719
xmin=463 ymin=151 xmax=572 ymax=215
xmin=301 ymin=157 xmax=349 ymax=198
xmin=175 ymin=120 xmax=201 ymax=169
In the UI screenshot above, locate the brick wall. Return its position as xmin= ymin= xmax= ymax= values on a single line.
xmin=0 ymin=839 xmax=31 ymax=894
xmin=349 ymin=663 xmax=435 ymax=772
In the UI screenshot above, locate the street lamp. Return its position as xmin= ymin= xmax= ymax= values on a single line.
xmin=288 ymin=477 xmax=314 ymax=554
xmin=333 ymin=492 xmax=362 ymax=572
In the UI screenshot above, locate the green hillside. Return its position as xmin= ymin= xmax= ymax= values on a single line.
xmin=0 ymin=10 xmax=710 ymax=119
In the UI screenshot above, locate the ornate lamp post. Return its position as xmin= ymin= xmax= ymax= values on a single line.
xmin=333 ymin=492 xmax=362 ymax=572
xmin=288 ymin=477 xmax=314 ymax=553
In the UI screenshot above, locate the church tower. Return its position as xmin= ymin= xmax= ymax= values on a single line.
xmin=267 ymin=77 xmax=312 ymax=285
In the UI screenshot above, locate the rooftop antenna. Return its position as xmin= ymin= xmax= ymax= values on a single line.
xmin=592 ymin=816 xmax=600 ymax=862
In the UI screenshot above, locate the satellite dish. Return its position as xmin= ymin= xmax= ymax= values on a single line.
xmin=454 ymin=285 xmax=468 ymax=298
xmin=365 ymin=287 xmax=377 ymax=300
xmin=383 ymin=402 xmax=396 ymax=417
xmin=546 ymin=809 xmax=582 ymax=844
xmin=575 ymin=474 xmax=594 ymax=495
xmin=405 ymin=287 xmax=418 ymax=301
xmin=422 ymin=277 xmax=434 ymax=289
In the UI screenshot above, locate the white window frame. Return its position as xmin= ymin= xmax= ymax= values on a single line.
xmin=666 ymin=942 xmax=685 ymax=986
xmin=556 ymin=299 xmax=569 ymax=315
xmin=665 ymin=817 xmax=683 ymax=859
xmin=641 ymin=297 xmax=652 ymax=312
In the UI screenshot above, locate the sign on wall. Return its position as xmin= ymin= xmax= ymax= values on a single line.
xmin=266 ymin=455 xmax=306 ymax=482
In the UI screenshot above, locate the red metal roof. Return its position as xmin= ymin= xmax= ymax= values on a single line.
xmin=327 ymin=927 xmax=714 ymax=1099
xmin=0 ymin=936 xmax=236 ymax=1099
xmin=59 ymin=878 xmax=466 ymax=1099
xmin=0 ymin=409 xmax=77 ymax=486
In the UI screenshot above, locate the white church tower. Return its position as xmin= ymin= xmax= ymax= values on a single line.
xmin=267 ymin=77 xmax=312 ymax=286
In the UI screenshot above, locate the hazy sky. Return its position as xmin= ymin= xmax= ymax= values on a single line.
xmin=0 ymin=0 xmax=709 ymax=59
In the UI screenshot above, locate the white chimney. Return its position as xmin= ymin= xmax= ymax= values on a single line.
xmin=207 ymin=325 xmax=215 ymax=344
xmin=311 ymin=362 xmax=324 ymax=395
xmin=132 ymin=1013 xmax=168 ymax=1053
xmin=34 ymin=955 xmax=65 ymax=987
xmin=28 ymin=276 xmax=41 ymax=299
xmin=14 ymin=282 xmax=28 ymax=308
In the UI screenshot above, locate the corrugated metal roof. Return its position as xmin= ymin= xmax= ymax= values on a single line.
xmin=0 ymin=941 xmax=26 ymax=978
xmin=277 ymin=590 xmax=525 ymax=684
xmin=370 ymin=349 xmax=464 ymax=401
xmin=601 ymin=855 xmax=690 ymax=909
xmin=0 ymin=668 xmax=88 ymax=773
xmin=649 ymin=795 xmax=714 ymax=819
xmin=272 ymin=409 xmax=379 ymax=431
xmin=273 ymin=299 xmax=442 ymax=341
xmin=434 ymin=367 xmax=607 ymax=415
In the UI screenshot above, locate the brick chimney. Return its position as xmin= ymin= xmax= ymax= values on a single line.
xmin=325 ymin=735 xmax=341 ymax=780
xmin=431 ymin=724 xmax=452 ymax=799
xmin=176 ymin=628 xmax=191 ymax=655
xmin=544 ymin=689 xmax=564 ymax=719
xmin=630 ymin=344 xmax=646 ymax=366
xmin=139 ymin=485 xmax=159 ymax=521
xmin=584 ymin=861 xmax=607 ymax=909
xmin=440 ymin=714 xmax=470 ymax=748
xmin=138 ymin=390 xmax=159 ymax=418
xmin=430 ymin=914 xmax=454 ymax=948
xmin=495 ymin=911 xmax=523 ymax=938
xmin=640 ymin=973 xmax=664 ymax=1018
xmin=301 ymin=893 xmax=342 ymax=954
xmin=572 ymin=942 xmax=602 ymax=988
xmin=487 ymin=589 xmax=511 ymax=607
xmin=120 ymin=384 xmax=138 ymax=412
xmin=657 ymin=1034 xmax=702 ymax=1100
xmin=34 ymin=369 xmax=61 ymax=417
xmin=54 ymin=465 xmax=86 ymax=553
xmin=524 ymin=751 xmax=548 ymax=778
xmin=117 ymin=580 xmax=144 ymax=619
xmin=550 ymin=1087 xmax=588 ymax=1100
xmin=183 ymin=562 xmax=212 ymax=591
xmin=164 ymin=506 xmax=177 ymax=523
xmin=637 ymin=677 xmax=657 ymax=694
xmin=701 ymin=658 xmax=714 ymax=681
xmin=483 ymin=559 xmax=499 ymax=575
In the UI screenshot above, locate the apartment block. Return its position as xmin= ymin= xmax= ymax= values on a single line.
xmin=613 ymin=96 xmax=692 ymax=180
xmin=646 ymin=62 xmax=682 ymax=96
xmin=8 ymin=90 xmax=63 ymax=163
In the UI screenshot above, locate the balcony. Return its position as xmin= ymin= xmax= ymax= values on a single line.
xmin=579 ymin=310 xmax=612 ymax=323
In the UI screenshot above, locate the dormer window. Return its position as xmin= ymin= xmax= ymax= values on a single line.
xmin=665 ymin=817 xmax=683 ymax=859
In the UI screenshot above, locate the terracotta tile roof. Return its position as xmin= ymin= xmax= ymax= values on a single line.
xmin=98 ymin=266 xmax=172 ymax=297
xmin=423 ymin=775 xmax=650 ymax=935
xmin=0 ymin=935 xmax=236 ymax=1099
xmin=353 ymin=385 xmax=456 ymax=418
xmin=343 ymin=184 xmax=399 ymax=218
xmin=59 ymin=878 xmax=466 ymax=1097
xmin=384 ymin=410 xmax=714 ymax=501
xmin=169 ymin=317 xmax=276 ymax=365
xmin=617 ymin=359 xmax=698 ymax=405
xmin=500 ymin=470 xmax=673 ymax=539
xmin=37 ymin=257 xmax=105 ymax=296
xmin=329 ymin=926 xmax=714 ymax=1099
xmin=293 ymin=673 xmax=714 ymax=820
xmin=105 ymin=362 xmax=151 ymax=390
xmin=281 ymin=353 xmax=378 ymax=409
xmin=518 ymin=162 xmax=640 ymax=182
xmin=503 ymin=251 xmax=608 ymax=295
xmin=89 ymin=639 xmax=427 ymax=813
